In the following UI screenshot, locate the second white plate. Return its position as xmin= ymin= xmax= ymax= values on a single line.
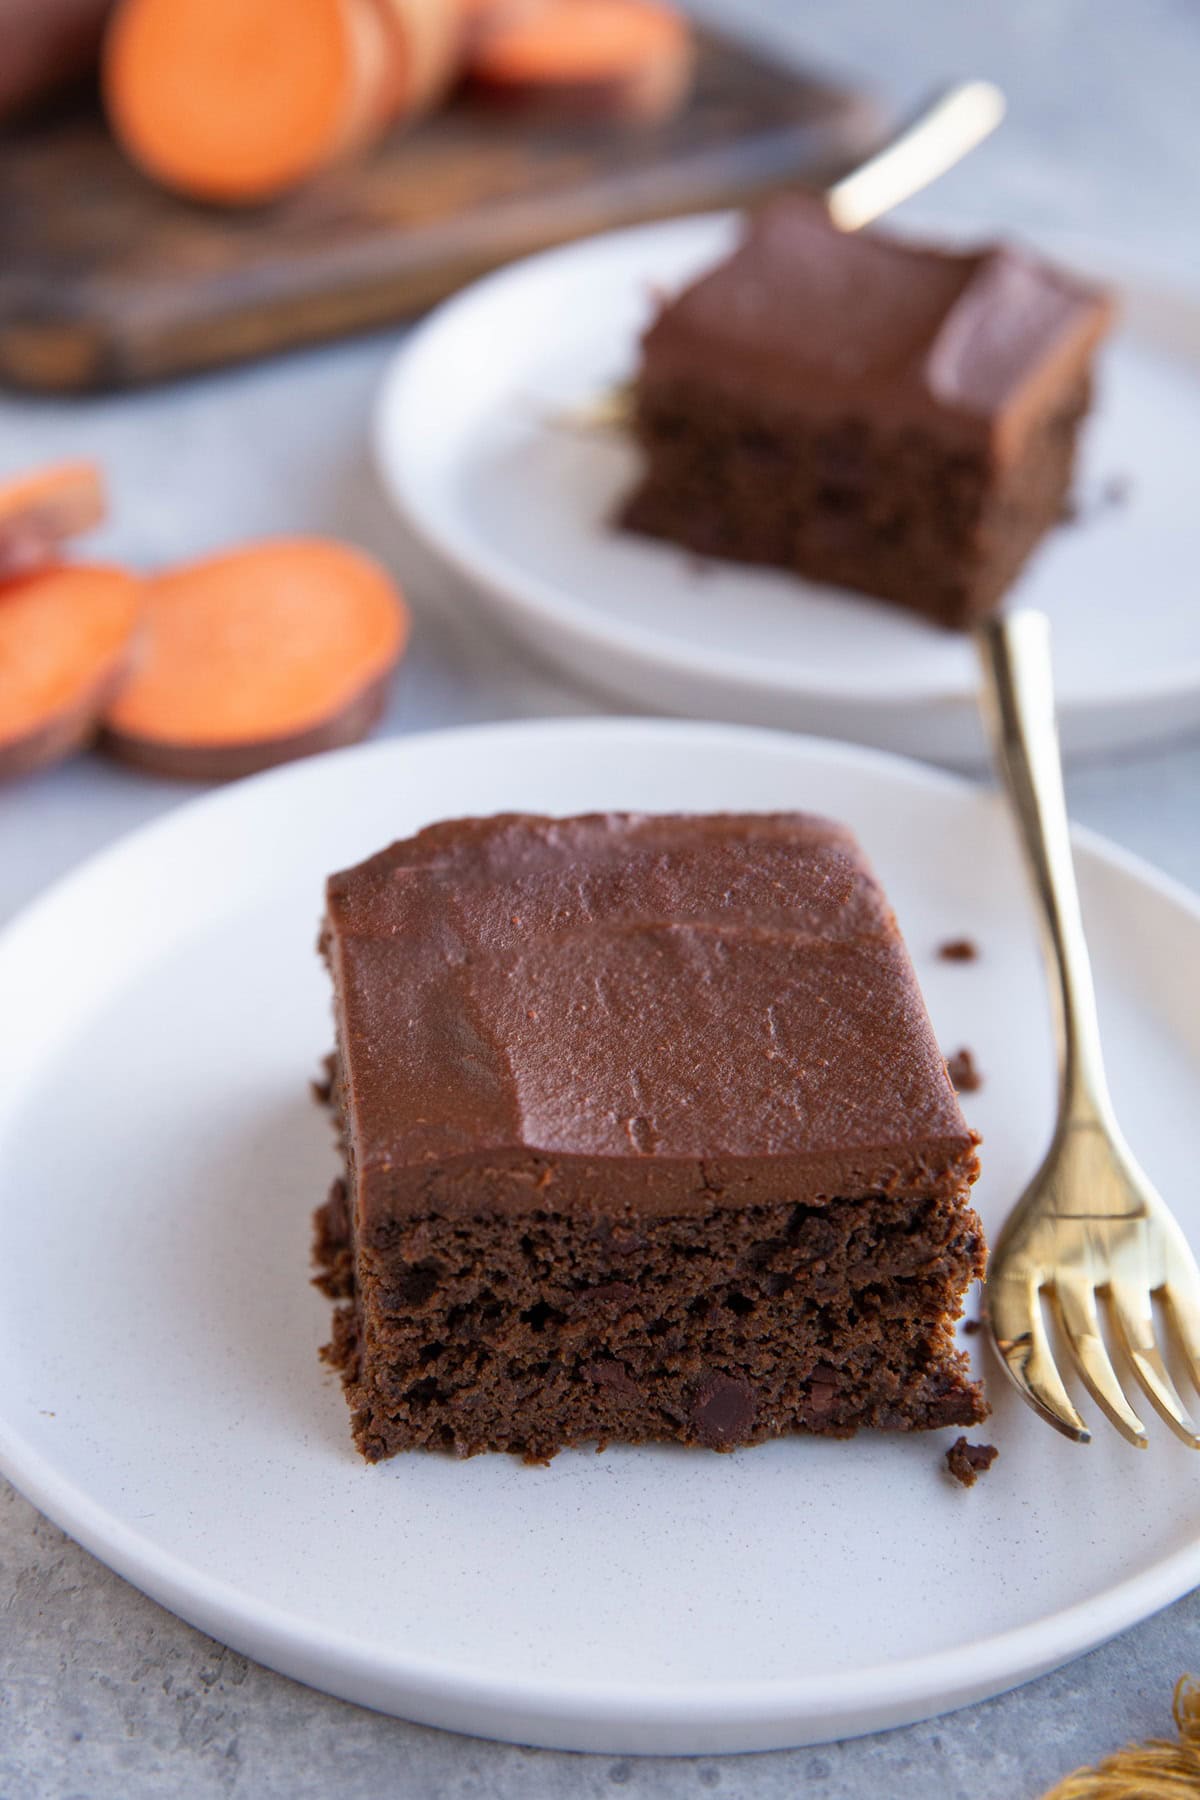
xmin=374 ymin=214 xmax=1200 ymax=764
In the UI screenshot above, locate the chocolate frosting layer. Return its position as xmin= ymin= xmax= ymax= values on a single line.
xmin=323 ymin=817 xmax=978 ymax=1224
xmin=324 ymin=814 xmax=978 ymax=1219
xmin=637 ymin=195 xmax=1113 ymax=455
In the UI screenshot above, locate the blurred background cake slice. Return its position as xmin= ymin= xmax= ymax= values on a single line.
xmin=622 ymin=193 xmax=1114 ymax=628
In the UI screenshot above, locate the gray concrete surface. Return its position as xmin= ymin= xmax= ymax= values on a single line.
xmin=3 ymin=1476 xmax=1199 ymax=1800
xmin=3 ymin=3 xmax=1200 ymax=1795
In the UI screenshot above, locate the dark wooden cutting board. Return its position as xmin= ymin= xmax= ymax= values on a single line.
xmin=0 ymin=30 xmax=877 ymax=393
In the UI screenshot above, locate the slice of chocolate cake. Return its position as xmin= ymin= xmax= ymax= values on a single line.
xmin=314 ymin=812 xmax=986 ymax=1462
xmin=621 ymin=195 xmax=1114 ymax=628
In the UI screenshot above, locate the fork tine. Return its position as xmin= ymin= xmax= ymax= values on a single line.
xmin=1162 ymin=1267 xmax=1200 ymax=1397
xmin=1052 ymin=1278 xmax=1148 ymax=1448
xmin=987 ymin=1272 xmax=1090 ymax=1443
xmin=1108 ymin=1281 xmax=1200 ymax=1448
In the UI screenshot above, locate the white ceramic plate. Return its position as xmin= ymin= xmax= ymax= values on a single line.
xmin=2 ymin=719 xmax=1199 ymax=1756
xmin=374 ymin=215 xmax=1200 ymax=765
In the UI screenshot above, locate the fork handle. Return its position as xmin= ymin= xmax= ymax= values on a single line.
xmin=824 ymin=80 xmax=1006 ymax=232
xmin=975 ymin=611 xmax=1113 ymax=1125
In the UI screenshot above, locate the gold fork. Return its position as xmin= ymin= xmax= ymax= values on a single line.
xmin=976 ymin=610 xmax=1200 ymax=1448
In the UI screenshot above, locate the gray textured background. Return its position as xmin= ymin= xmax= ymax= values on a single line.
xmin=3 ymin=3 xmax=1200 ymax=1795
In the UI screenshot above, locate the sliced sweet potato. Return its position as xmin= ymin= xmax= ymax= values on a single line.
xmin=467 ymin=0 xmax=694 ymax=124
xmin=0 ymin=564 xmax=141 ymax=779
xmin=100 ymin=538 xmax=409 ymax=780
xmin=103 ymin=0 xmax=389 ymax=204
xmin=458 ymin=0 xmax=547 ymax=50
xmin=367 ymin=0 xmax=464 ymax=125
xmin=102 ymin=0 xmax=461 ymax=204
xmin=0 ymin=460 xmax=106 ymax=579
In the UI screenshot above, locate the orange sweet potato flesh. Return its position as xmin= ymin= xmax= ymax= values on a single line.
xmin=100 ymin=538 xmax=409 ymax=780
xmin=103 ymin=0 xmax=390 ymax=204
xmin=0 ymin=564 xmax=141 ymax=779
xmin=458 ymin=0 xmax=546 ymax=48
xmin=103 ymin=0 xmax=461 ymax=204
xmin=0 ymin=461 xmax=106 ymax=580
xmin=468 ymin=0 xmax=694 ymax=122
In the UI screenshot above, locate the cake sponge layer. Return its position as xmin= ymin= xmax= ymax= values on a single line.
xmin=315 ymin=1168 xmax=987 ymax=1462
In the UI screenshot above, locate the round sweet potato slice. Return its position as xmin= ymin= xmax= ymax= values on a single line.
xmin=103 ymin=0 xmax=393 ymax=203
xmin=0 ymin=563 xmax=141 ymax=779
xmin=100 ymin=537 xmax=409 ymax=780
xmin=468 ymin=0 xmax=694 ymax=124
xmin=0 ymin=460 xmax=106 ymax=579
xmin=103 ymin=0 xmax=462 ymax=204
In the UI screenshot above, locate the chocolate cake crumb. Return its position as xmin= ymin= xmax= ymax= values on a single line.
xmin=963 ymin=1316 xmax=982 ymax=1335
xmin=311 ymin=1178 xmax=353 ymax=1299
xmin=310 ymin=1052 xmax=336 ymax=1107
xmin=946 ymin=1437 xmax=998 ymax=1487
xmin=937 ymin=937 xmax=979 ymax=963
xmin=946 ymin=1047 xmax=983 ymax=1093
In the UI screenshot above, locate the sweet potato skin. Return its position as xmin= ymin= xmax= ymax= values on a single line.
xmin=100 ymin=671 xmax=393 ymax=781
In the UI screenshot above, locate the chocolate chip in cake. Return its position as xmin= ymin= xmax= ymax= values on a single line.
xmin=801 ymin=1364 xmax=840 ymax=1423
xmin=690 ymin=1372 xmax=756 ymax=1448
xmin=572 ymin=1281 xmax=637 ymax=1314
xmin=583 ymin=1358 xmax=640 ymax=1400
